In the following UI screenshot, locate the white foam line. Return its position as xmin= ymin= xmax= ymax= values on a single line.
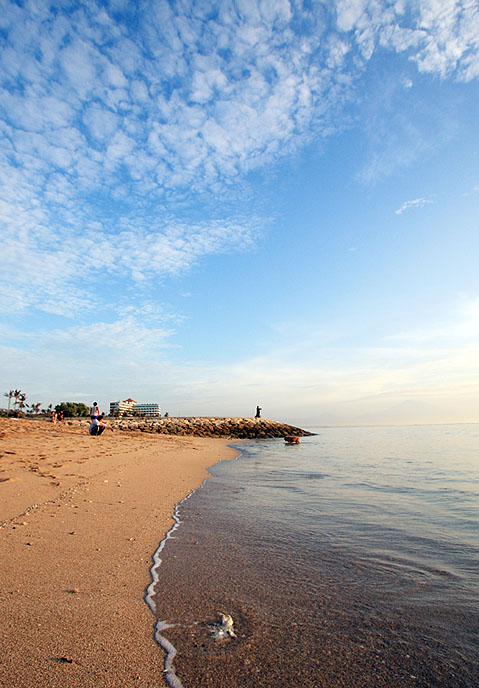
xmin=153 ymin=621 xmax=184 ymax=688
xmin=145 ymin=446 xmax=243 ymax=688
xmin=144 ymin=490 xmax=198 ymax=688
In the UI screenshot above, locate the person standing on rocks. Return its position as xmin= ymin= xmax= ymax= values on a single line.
xmin=255 ymin=406 xmax=262 ymax=419
xmin=90 ymin=402 xmax=100 ymax=419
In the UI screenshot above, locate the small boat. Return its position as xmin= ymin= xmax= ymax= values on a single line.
xmin=284 ymin=435 xmax=300 ymax=444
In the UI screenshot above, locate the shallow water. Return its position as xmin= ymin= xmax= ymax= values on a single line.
xmin=152 ymin=424 xmax=479 ymax=687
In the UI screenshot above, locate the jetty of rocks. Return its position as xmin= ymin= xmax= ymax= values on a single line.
xmin=75 ymin=417 xmax=314 ymax=439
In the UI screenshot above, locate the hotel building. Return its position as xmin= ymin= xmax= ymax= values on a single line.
xmin=109 ymin=398 xmax=161 ymax=418
xmin=133 ymin=402 xmax=161 ymax=417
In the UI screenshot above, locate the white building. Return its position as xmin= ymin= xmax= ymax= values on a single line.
xmin=109 ymin=398 xmax=161 ymax=418
xmin=133 ymin=403 xmax=161 ymax=417
xmin=109 ymin=398 xmax=136 ymax=417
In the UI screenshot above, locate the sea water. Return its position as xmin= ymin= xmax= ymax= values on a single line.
xmin=151 ymin=424 xmax=479 ymax=687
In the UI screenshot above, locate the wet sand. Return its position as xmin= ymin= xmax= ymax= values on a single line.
xmin=0 ymin=417 xmax=238 ymax=688
xmin=156 ymin=510 xmax=478 ymax=688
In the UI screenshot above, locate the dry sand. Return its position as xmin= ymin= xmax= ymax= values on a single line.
xmin=0 ymin=417 xmax=238 ymax=688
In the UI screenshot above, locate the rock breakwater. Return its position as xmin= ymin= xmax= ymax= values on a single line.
xmin=75 ymin=417 xmax=314 ymax=439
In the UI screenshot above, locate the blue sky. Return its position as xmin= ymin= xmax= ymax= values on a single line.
xmin=1 ymin=0 xmax=478 ymax=426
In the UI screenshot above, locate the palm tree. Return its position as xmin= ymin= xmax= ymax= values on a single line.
xmin=3 ymin=390 xmax=14 ymax=415
xmin=18 ymin=393 xmax=27 ymax=414
xmin=12 ymin=389 xmax=22 ymax=412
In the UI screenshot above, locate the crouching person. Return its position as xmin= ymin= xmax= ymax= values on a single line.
xmin=89 ymin=415 xmax=113 ymax=436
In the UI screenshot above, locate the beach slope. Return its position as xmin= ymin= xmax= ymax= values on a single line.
xmin=0 ymin=418 xmax=237 ymax=688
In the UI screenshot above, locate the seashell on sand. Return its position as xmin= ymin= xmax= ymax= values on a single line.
xmin=209 ymin=612 xmax=237 ymax=640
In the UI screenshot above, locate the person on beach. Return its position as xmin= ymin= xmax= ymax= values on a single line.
xmin=50 ymin=410 xmax=57 ymax=423
xmin=89 ymin=415 xmax=113 ymax=436
xmin=57 ymin=409 xmax=64 ymax=422
xmin=255 ymin=405 xmax=262 ymax=418
xmin=90 ymin=402 xmax=100 ymax=419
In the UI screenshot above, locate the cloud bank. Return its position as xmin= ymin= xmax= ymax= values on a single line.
xmin=0 ymin=0 xmax=478 ymax=316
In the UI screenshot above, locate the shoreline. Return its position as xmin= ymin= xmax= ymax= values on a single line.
xmin=0 ymin=417 xmax=239 ymax=687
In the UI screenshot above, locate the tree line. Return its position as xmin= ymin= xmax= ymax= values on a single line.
xmin=2 ymin=390 xmax=90 ymax=418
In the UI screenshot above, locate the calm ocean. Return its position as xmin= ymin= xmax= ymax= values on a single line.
xmin=151 ymin=424 xmax=479 ymax=688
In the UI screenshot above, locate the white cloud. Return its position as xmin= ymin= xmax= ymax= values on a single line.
xmin=336 ymin=0 xmax=479 ymax=80
xmin=170 ymin=302 xmax=479 ymax=424
xmin=0 ymin=210 xmax=261 ymax=315
xmin=83 ymin=106 xmax=119 ymax=142
xmin=395 ymin=197 xmax=435 ymax=214
xmin=41 ymin=316 xmax=174 ymax=352
xmin=60 ymin=40 xmax=98 ymax=98
xmin=0 ymin=0 xmax=477 ymax=322
xmin=1 ymin=0 xmax=475 ymax=205
xmin=2 ymin=295 xmax=478 ymax=425
xmin=462 ymin=184 xmax=479 ymax=196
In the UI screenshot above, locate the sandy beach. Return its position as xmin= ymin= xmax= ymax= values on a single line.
xmin=0 ymin=417 xmax=238 ymax=688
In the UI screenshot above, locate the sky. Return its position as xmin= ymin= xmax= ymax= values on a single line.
xmin=1 ymin=0 xmax=478 ymax=426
